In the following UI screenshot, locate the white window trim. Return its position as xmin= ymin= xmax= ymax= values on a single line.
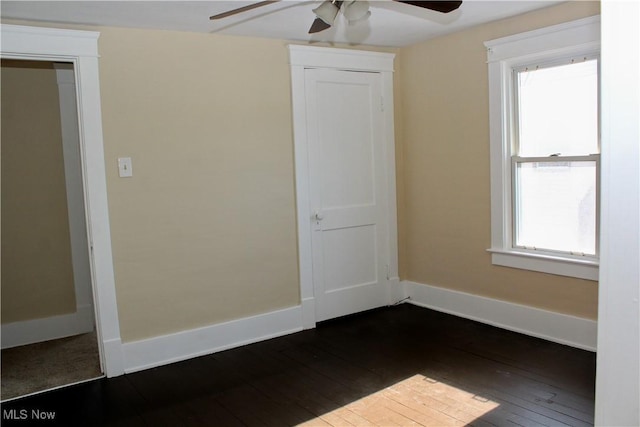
xmin=484 ymin=16 xmax=601 ymax=281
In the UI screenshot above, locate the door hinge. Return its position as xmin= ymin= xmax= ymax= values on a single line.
xmin=386 ymin=264 xmax=390 ymax=280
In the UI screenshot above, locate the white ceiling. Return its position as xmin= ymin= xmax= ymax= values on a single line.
xmin=1 ymin=0 xmax=563 ymax=47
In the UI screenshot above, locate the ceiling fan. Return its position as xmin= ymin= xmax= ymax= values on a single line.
xmin=210 ymin=0 xmax=463 ymax=34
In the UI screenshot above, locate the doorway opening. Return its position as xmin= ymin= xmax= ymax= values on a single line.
xmin=1 ymin=59 xmax=103 ymax=400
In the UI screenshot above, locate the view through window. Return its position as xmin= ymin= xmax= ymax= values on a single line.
xmin=513 ymin=58 xmax=599 ymax=256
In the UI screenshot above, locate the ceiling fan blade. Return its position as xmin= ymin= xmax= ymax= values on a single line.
xmin=394 ymin=1 xmax=462 ymax=13
xmin=210 ymin=1 xmax=280 ymax=20
xmin=308 ymin=17 xmax=332 ymax=34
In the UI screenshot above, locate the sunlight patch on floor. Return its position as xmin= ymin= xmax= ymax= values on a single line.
xmin=297 ymin=374 xmax=500 ymax=426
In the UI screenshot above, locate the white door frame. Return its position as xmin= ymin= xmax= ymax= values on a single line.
xmin=54 ymin=63 xmax=95 ymax=336
xmin=288 ymin=45 xmax=400 ymax=329
xmin=595 ymin=2 xmax=640 ymax=424
xmin=1 ymin=24 xmax=125 ymax=377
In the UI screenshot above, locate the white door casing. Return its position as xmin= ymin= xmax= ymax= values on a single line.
xmin=289 ymin=45 xmax=400 ymax=327
xmin=55 ymin=63 xmax=95 ymax=334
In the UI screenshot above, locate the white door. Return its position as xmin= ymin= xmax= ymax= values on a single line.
xmin=305 ymin=68 xmax=390 ymax=322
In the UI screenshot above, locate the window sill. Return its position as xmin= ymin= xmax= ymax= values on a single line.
xmin=487 ymin=248 xmax=599 ymax=281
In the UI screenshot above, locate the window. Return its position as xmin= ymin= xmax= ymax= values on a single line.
xmin=514 ymin=58 xmax=599 ymax=256
xmin=485 ymin=17 xmax=600 ymax=280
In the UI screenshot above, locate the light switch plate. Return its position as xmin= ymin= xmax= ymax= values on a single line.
xmin=118 ymin=157 xmax=133 ymax=177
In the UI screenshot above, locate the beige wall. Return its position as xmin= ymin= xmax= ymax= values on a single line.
xmin=97 ymin=29 xmax=405 ymax=342
xmin=94 ymin=29 xmax=303 ymax=342
xmin=397 ymin=1 xmax=601 ymax=319
xmin=1 ymin=60 xmax=77 ymax=323
xmin=96 ymin=31 xmax=398 ymax=342
xmin=2 ymin=1 xmax=599 ymax=342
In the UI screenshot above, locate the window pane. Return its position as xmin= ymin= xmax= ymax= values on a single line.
xmin=517 ymin=60 xmax=598 ymax=157
xmin=515 ymin=161 xmax=596 ymax=255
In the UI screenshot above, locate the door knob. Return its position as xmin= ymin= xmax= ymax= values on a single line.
xmin=314 ymin=211 xmax=325 ymax=221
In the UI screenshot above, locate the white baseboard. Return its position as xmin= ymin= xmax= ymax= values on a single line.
xmin=301 ymin=297 xmax=316 ymax=330
xmin=387 ymin=277 xmax=405 ymax=305
xmin=1 ymin=304 xmax=95 ymax=349
xmin=101 ymin=337 xmax=124 ymax=377
xmin=403 ymin=280 xmax=597 ymax=351
xmin=121 ymin=305 xmax=303 ymax=373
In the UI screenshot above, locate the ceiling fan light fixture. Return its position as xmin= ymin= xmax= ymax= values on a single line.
xmin=342 ymin=0 xmax=371 ymax=24
xmin=312 ymin=1 xmax=341 ymax=25
xmin=347 ymin=10 xmax=371 ymax=25
xmin=212 ymin=0 xmax=463 ymax=36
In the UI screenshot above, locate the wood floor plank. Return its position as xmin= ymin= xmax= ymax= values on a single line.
xmin=378 ymin=388 xmax=469 ymax=426
xmin=385 ymin=376 xmax=501 ymax=425
xmin=344 ymin=393 xmax=425 ymax=426
xmin=396 ymin=339 xmax=593 ymax=412
xmin=417 ymin=357 xmax=593 ymax=425
xmin=416 ymin=369 xmax=584 ymax=427
xmin=215 ymin=384 xmax=281 ymax=427
xmin=181 ymin=394 xmax=246 ymax=427
xmin=267 ymin=363 xmax=382 ymax=426
xmin=0 ymin=304 xmax=596 ymax=427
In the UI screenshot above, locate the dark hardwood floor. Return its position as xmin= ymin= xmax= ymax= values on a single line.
xmin=0 ymin=304 xmax=596 ymax=426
